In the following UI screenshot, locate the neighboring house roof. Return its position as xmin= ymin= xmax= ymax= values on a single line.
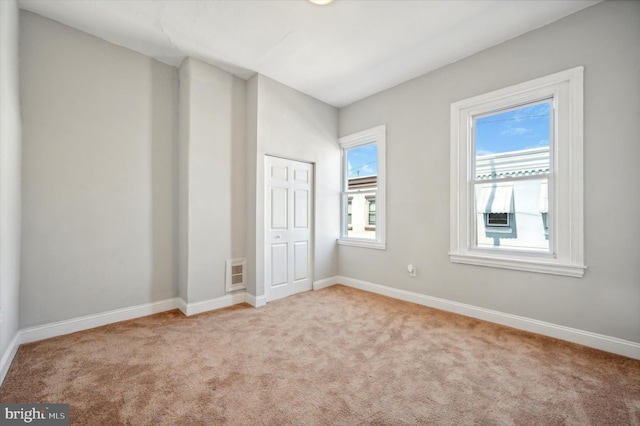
xmin=475 ymin=147 xmax=549 ymax=180
xmin=348 ymin=175 xmax=377 ymax=190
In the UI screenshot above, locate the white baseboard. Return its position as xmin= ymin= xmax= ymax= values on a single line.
xmin=2 ymin=293 xmax=251 ymax=386
xmin=176 ymin=298 xmax=188 ymax=315
xmin=178 ymin=293 xmax=246 ymax=316
xmin=20 ymin=298 xmax=180 ymax=345
xmin=336 ymin=276 xmax=640 ymax=360
xmin=313 ymin=276 xmax=340 ymax=291
xmin=245 ymin=293 xmax=267 ymax=308
xmin=1 ymin=297 xmax=181 ymax=386
xmin=3 ymin=277 xmax=637 ymax=389
xmin=0 ymin=332 xmax=20 ymax=386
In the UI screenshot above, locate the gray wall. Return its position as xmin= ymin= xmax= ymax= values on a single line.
xmin=13 ymin=1 xmax=637 ymax=348
xmin=246 ymin=75 xmax=340 ymax=298
xmin=0 ymin=0 xmax=22 ymax=360
xmin=19 ymin=11 xmax=179 ymax=327
xmin=178 ymin=57 xmax=246 ymax=303
xmin=245 ymin=76 xmax=259 ymax=297
xmin=338 ymin=0 xmax=640 ymax=343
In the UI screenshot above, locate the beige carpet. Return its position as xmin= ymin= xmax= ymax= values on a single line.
xmin=1 ymin=285 xmax=639 ymax=425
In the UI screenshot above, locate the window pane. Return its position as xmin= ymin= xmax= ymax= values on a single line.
xmin=347 ymin=144 xmax=377 ymax=179
xmin=474 ymin=178 xmax=549 ymax=251
xmin=347 ymin=191 xmax=376 ymax=239
xmin=345 ymin=143 xmax=377 ymax=240
xmin=475 ymin=101 xmax=551 ymax=180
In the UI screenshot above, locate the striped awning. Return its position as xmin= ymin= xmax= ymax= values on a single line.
xmin=476 ymin=184 xmax=514 ymax=213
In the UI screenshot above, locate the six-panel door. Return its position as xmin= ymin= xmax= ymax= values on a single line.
xmin=265 ymin=156 xmax=313 ymax=302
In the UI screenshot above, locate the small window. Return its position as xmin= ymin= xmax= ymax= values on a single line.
xmin=338 ymin=125 xmax=386 ymax=250
xmin=367 ymin=198 xmax=376 ymax=226
xmin=450 ymin=67 xmax=585 ymax=277
xmin=486 ymin=213 xmax=509 ymax=227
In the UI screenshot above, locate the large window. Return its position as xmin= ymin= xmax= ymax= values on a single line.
xmin=450 ymin=67 xmax=585 ymax=277
xmin=338 ymin=125 xmax=386 ymax=250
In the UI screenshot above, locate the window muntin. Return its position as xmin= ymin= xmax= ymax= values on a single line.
xmin=450 ymin=67 xmax=585 ymax=277
xmin=338 ymin=125 xmax=386 ymax=250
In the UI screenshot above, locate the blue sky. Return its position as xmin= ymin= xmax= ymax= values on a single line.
xmin=347 ymin=144 xmax=378 ymax=178
xmin=475 ymin=101 xmax=551 ymax=156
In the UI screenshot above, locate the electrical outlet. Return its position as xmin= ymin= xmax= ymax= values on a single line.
xmin=407 ymin=264 xmax=416 ymax=277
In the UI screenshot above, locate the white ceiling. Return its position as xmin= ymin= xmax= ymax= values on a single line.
xmin=18 ymin=0 xmax=600 ymax=108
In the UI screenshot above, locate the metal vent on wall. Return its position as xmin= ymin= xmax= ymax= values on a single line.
xmin=225 ymin=258 xmax=246 ymax=292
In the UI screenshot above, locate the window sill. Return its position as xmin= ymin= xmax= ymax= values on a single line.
xmin=484 ymin=227 xmax=513 ymax=234
xmin=337 ymin=238 xmax=386 ymax=250
xmin=449 ymin=253 xmax=586 ymax=278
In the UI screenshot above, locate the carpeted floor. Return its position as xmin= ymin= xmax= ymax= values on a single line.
xmin=1 ymin=285 xmax=639 ymax=425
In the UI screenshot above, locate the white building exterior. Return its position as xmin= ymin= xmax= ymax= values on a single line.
xmin=475 ymin=147 xmax=549 ymax=251
xmin=347 ymin=175 xmax=376 ymax=239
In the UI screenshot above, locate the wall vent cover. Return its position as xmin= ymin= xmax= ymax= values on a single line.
xmin=225 ymin=258 xmax=246 ymax=292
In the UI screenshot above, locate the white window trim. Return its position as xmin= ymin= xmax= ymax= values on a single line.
xmin=450 ymin=67 xmax=585 ymax=277
xmin=338 ymin=125 xmax=386 ymax=250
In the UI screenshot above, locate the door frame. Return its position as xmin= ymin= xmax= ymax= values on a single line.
xmin=263 ymin=154 xmax=315 ymax=303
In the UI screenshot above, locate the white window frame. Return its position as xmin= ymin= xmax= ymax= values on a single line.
xmin=338 ymin=125 xmax=386 ymax=250
xmin=450 ymin=67 xmax=585 ymax=277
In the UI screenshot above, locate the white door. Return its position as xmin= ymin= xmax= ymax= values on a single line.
xmin=265 ymin=156 xmax=313 ymax=302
